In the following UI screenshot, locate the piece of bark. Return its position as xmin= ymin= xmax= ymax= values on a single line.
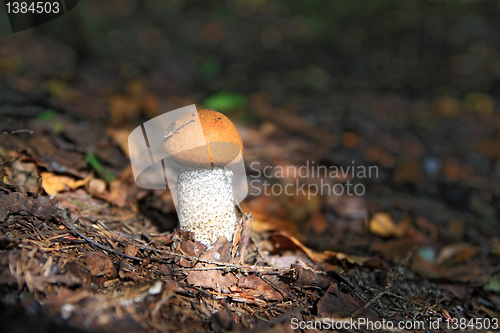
xmin=0 ymin=192 xmax=58 ymax=221
xmin=83 ymin=252 xmax=117 ymax=278
xmin=291 ymin=263 xmax=332 ymax=289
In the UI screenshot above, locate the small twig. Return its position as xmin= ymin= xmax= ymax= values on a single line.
xmin=57 ymin=210 xmax=143 ymax=261
xmin=165 ymin=256 xmax=289 ymax=274
xmin=0 ymin=129 xmax=34 ymax=135
xmin=121 ymin=239 xmax=256 ymax=270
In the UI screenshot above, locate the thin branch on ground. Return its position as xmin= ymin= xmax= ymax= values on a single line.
xmin=57 ymin=210 xmax=143 ymax=261
xmin=0 ymin=129 xmax=34 ymax=135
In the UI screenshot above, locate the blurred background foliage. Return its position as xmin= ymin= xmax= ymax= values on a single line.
xmin=3 ymin=0 xmax=500 ymax=100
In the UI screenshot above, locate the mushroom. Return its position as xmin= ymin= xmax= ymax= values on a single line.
xmin=163 ymin=109 xmax=244 ymax=246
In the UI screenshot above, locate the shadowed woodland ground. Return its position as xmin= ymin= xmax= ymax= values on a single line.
xmin=0 ymin=1 xmax=500 ymax=332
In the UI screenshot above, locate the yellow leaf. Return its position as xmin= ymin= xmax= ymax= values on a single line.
xmin=41 ymin=172 xmax=92 ymax=196
xmin=368 ymin=212 xmax=409 ymax=237
xmin=369 ymin=212 xmax=394 ymax=237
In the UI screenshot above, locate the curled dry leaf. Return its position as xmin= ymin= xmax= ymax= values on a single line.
xmin=323 ymin=251 xmax=385 ymax=269
xmin=371 ymin=237 xmax=419 ymax=263
xmin=410 ymin=252 xmax=484 ymax=282
xmin=270 ymin=231 xmax=320 ymax=263
xmin=436 ymin=243 xmax=479 ymax=265
xmin=270 ymin=231 xmax=382 ymax=268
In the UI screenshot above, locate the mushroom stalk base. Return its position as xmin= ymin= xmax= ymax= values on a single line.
xmin=176 ymin=167 xmax=237 ymax=246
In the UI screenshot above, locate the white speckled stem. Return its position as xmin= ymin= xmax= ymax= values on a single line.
xmin=176 ymin=167 xmax=236 ymax=246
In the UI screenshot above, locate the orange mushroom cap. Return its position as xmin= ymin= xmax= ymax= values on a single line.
xmin=164 ymin=109 xmax=243 ymax=167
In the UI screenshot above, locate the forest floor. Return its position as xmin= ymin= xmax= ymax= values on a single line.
xmin=1 ymin=2 xmax=500 ymax=332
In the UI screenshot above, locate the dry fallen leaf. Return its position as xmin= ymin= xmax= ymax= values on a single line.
xmin=368 ymin=212 xmax=410 ymax=237
xmin=323 ymin=251 xmax=384 ymax=268
xmin=410 ymin=252 xmax=484 ymax=282
xmin=270 ymin=231 xmax=321 ymax=263
xmin=4 ymin=159 xmax=40 ymax=194
xmin=186 ymin=237 xmax=237 ymax=291
xmin=245 ymin=196 xmax=302 ymax=238
xmin=269 ymin=231 xmax=383 ymax=268
xmin=0 ymin=191 xmax=58 ymax=221
xmin=436 ymin=243 xmax=479 ymax=265
xmin=106 ymin=179 xmax=129 ymax=207
xmin=237 ymin=274 xmax=285 ymax=301
xmin=41 ymin=172 xmax=92 ymax=196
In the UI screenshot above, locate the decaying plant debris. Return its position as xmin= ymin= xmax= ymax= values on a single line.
xmin=0 ymin=129 xmax=494 ymax=333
